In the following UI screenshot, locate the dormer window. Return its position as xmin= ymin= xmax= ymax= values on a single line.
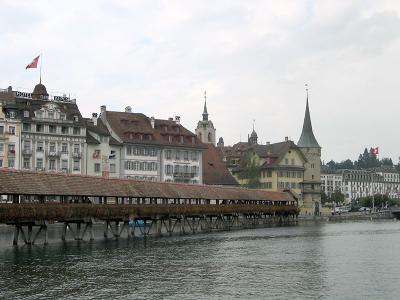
xmin=24 ymin=111 xmax=29 ymax=118
xmin=180 ymin=136 xmax=184 ymax=143
xmin=73 ymin=115 xmax=78 ymax=122
xmin=9 ymin=111 xmax=16 ymax=118
xmin=36 ymin=111 xmax=43 ymax=119
xmin=60 ymin=113 xmax=66 ymax=120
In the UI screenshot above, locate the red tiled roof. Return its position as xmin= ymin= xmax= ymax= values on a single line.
xmin=202 ymin=144 xmax=238 ymax=186
xmin=223 ymin=140 xmax=307 ymax=170
xmin=0 ymin=169 xmax=295 ymax=202
xmin=105 ymin=111 xmax=205 ymax=149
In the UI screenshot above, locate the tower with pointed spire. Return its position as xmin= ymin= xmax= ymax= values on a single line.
xmin=248 ymin=120 xmax=258 ymax=145
xmin=297 ymin=85 xmax=321 ymax=215
xmin=195 ymin=91 xmax=216 ymax=145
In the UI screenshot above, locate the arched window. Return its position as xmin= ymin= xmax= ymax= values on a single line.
xmin=208 ymin=132 xmax=212 ymax=142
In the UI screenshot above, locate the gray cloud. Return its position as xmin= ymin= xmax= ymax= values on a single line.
xmin=1 ymin=0 xmax=400 ymax=163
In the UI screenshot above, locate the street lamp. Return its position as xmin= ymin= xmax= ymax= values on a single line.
xmin=371 ymin=172 xmax=375 ymax=213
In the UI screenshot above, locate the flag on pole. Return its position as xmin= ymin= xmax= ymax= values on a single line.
xmin=26 ymin=55 xmax=40 ymax=69
xmin=371 ymin=147 xmax=379 ymax=156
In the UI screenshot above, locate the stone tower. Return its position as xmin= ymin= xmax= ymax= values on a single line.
xmin=248 ymin=123 xmax=258 ymax=145
xmin=196 ymin=92 xmax=216 ymax=145
xmin=297 ymin=91 xmax=321 ymax=215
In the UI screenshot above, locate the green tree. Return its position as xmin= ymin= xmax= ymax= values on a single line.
xmin=331 ymin=190 xmax=345 ymax=205
xmin=339 ymin=159 xmax=354 ymax=169
xmin=381 ymin=158 xmax=393 ymax=166
xmin=237 ymin=151 xmax=261 ymax=188
xmin=326 ymin=160 xmax=336 ymax=169
xmin=321 ymin=191 xmax=329 ymax=205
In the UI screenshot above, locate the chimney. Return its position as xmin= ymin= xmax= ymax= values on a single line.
xmin=150 ymin=116 xmax=155 ymax=129
xmin=125 ymin=106 xmax=132 ymax=113
xmin=175 ymin=116 xmax=180 ymax=124
xmin=7 ymin=86 xmax=12 ymax=92
xmin=100 ymin=105 xmax=106 ymax=115
xmin=266 ymin=141 xmax=270 ymax=145
xmin=168 ymin=117 xmax=173 ymax=121
xmin=92 ymin=113 xmax=98 ymax=126
xmin=285 ymin=136 xmax=288 ymax=142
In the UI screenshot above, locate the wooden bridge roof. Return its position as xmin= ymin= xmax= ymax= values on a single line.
xmin=0 ymin=169 xmax=295 ymax=202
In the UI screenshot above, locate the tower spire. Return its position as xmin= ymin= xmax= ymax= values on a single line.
xmin=297 ymin=84 xmax=320 ymax=148
xmin=202 ymin=91 xmax=208 ymax=121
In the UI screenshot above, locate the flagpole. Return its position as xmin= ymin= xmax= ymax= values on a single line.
xmin=39 ymin=53 xmax=42 ymax=83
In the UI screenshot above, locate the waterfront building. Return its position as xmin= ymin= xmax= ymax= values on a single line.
xmin=84 ymin=114 xmax=122 ymax=177
xmin=202 ymin=143 xmax=238 ymax=186
xmin=0 ymin=83 xmax=86 ymax=174
xmin=321 ymin=172 xmax=343 ymax=197
xmin=322 ymin=167 xmax=400 ymax=203
xmin=374 ymin=167 xmax=400 ymax=198
xmin=0 ymin=87 xmax=21 ymax=169
xmin=100 ymin=106 xmax=204 ymax=183
xmin=223 ymin=138 xmax=306 ymax=204
xmin=195 ymin=93 xmax=216 ymax=145
xmin=218 ymin=95 xmax=322 ymax=213
xmin=297 ymin=96 xmax=322 ymax=214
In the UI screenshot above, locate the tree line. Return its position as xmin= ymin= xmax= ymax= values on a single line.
xmin=323 ymin=147 xmax=399 ymax=171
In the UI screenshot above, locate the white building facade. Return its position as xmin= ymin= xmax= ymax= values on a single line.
xmin=0 ymin=92 xmax=21 ymax=169
xmin=1 ymin=84 xmax=86 ymax=174
xmin=322 ymin=168 xmax=400 ymax=203
xmin=321 ymin=173 xmax=343 ymax=197
xmin=100 ymin=106 xmax=204 ymax=184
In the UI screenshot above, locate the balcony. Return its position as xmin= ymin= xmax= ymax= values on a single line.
xmin=32 ymin=117 xmax=73 ymax=124
xmin=72 ymin=152 xmax=82 ymax=159
xmin=48 ymin=151 xmax=60 ymax=157
xmin=173 ymin=172 xmax=196 ymax=179
xmin=22 ymin=149 xmax=32 ymax=156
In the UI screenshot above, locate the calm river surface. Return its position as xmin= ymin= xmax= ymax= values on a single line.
xmin=1 ymin=220 xmax=400 ymax=299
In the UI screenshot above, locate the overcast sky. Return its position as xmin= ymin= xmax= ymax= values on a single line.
xmin=1 ymin=0 xmax=400 ymax=163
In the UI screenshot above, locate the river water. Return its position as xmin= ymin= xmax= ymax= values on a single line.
xmin=0 ymin=220 xmax=400 ymax=299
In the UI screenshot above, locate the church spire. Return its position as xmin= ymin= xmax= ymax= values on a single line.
xmin=202 ymin=91 xmax=208 ymax=121
xmin=297 ymin=85 xmax=320 ymax=148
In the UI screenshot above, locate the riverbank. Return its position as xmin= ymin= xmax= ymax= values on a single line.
xmin=298 ymin=210 xmax=394 ymax=222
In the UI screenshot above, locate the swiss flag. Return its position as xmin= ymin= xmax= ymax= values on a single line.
xmin=26 ymin=55 xmax=40 ymax=69
xmin=371 ymin=147 xmax=379 ymax=156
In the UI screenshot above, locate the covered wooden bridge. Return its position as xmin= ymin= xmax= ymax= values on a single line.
xmin=0 ymin=169 xmax=299 ymax=245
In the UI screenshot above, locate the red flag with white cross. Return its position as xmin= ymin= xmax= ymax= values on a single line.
xmin=26 ymin=55 xmax=40 ymax=69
